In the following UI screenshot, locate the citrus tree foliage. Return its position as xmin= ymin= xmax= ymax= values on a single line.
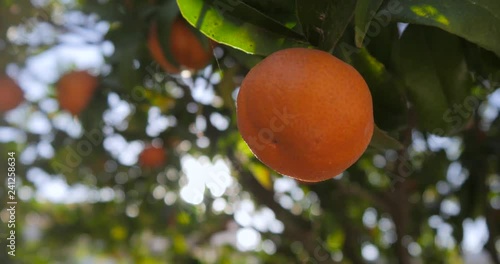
xmin=1 ymin=0 xmax=500 ymax=263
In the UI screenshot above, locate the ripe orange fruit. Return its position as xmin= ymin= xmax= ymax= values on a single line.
xmin=237 ymin=48 xmax=374 ymax=182
xmin=56 ymin=70 xmax=98 ymax=115
xmin=147 ymin=17 xmax=212 ymax=73
xmin=0 ymin=76 xmax=24 ymax=112
xmin=139 ymin=146 xmax=167 ymax=168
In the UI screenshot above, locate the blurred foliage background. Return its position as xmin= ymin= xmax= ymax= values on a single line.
xmin=1 ymin=0 xmax=500 ymax=263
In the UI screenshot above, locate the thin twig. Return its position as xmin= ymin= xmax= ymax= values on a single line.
xmin=227 ymin=151 xmax=336 ymax=264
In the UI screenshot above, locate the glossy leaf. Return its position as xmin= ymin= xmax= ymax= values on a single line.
xmin=464 ymin=43 xmax=500 ymax=86
xmin=238 ymin=0 xmax=300 ymax=28
xmin=349 ymin=48 xmax=407 ymax=131
xmin=369 ymin=125 xmax=403 ymax=150
xmin=380 ymin=0 xmax=500 ymax=57
xmin=364 ymin=22 xmax=399 ymax=70
xmin=397 ymin=25 xmax=473 ymax=134
xmin=354 ymin=0 xmax=384 ymax=47
xmin=177 ymin=0 xmax=309 ymax=56
xmin=296 ymin=0 xmax=357 ymax=51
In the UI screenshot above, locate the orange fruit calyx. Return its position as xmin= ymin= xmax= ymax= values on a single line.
xmin=0 ymin=76 xmax=24 ymax=112
xmin=236 ymin=48 xmax=374 ymax=183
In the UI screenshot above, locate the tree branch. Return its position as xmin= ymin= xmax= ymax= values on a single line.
xmin=310 ymin=181 xmax=365 ymax=264
xmin=334 ymin=180 xmax=391 ymax=212
xmin=386 ymin=108 xmax=416 ymax=264
xmin=227 ymin=151 xmax=336 ymax=264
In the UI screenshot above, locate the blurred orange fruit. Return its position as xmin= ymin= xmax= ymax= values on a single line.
xmin=237 ymin=48 xmax=374 ymax=182
xmin=56 ymin=70 xmax=99 ymax=115
xmin=147 ymin=16 xmax=212 ymax=74
xmin=139 ymin=146 xmax=167 ymax=168
xmin=0 ymin=76 xmax=24 ymax=112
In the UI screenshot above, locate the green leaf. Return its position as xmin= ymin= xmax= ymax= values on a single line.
xmin=349 ymin=48 xmax=407 ymax=131
xmin=173 ymin=234 xmax=188 ymax=254
xmin=177 ymin=0 xmax=309 ymax=56
xmin=326 ymin=229 xmax=346 ymax=251
xmin=425 ymin=33 xmax=472 ymax=108
xmin=380 ymin=0 xmax=500 ymax=57
xmin=369 ymin=125 xmax=403 ymax=150
xmin=365 ymin=22 xmax=399 ymax=70
xmin=249 ymin=163 xmax=273 ymax=190
xmin=156 ymin=1 xmax=180 ymax=67
xmin=417 ymin=150 xmax=449 ymax=186
xmin=397 ymin=25 xmax=473 ymax=134
xmin=237 ymin=0 xmax=300 ymax=28
xmin=354 ymin=0 xmax=384 ymax=47
xmin=296 ymin=0 xmax=357 ymax=51
xmin=227 ymin=48 xmax=264 ymax=70
xmin=106 ymin=21 xmax=143 ymax=90
xmin=216 ymin=66 xmax=239 ymax=111
xmin=464 ymin=43 xmax=500 ymax=86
